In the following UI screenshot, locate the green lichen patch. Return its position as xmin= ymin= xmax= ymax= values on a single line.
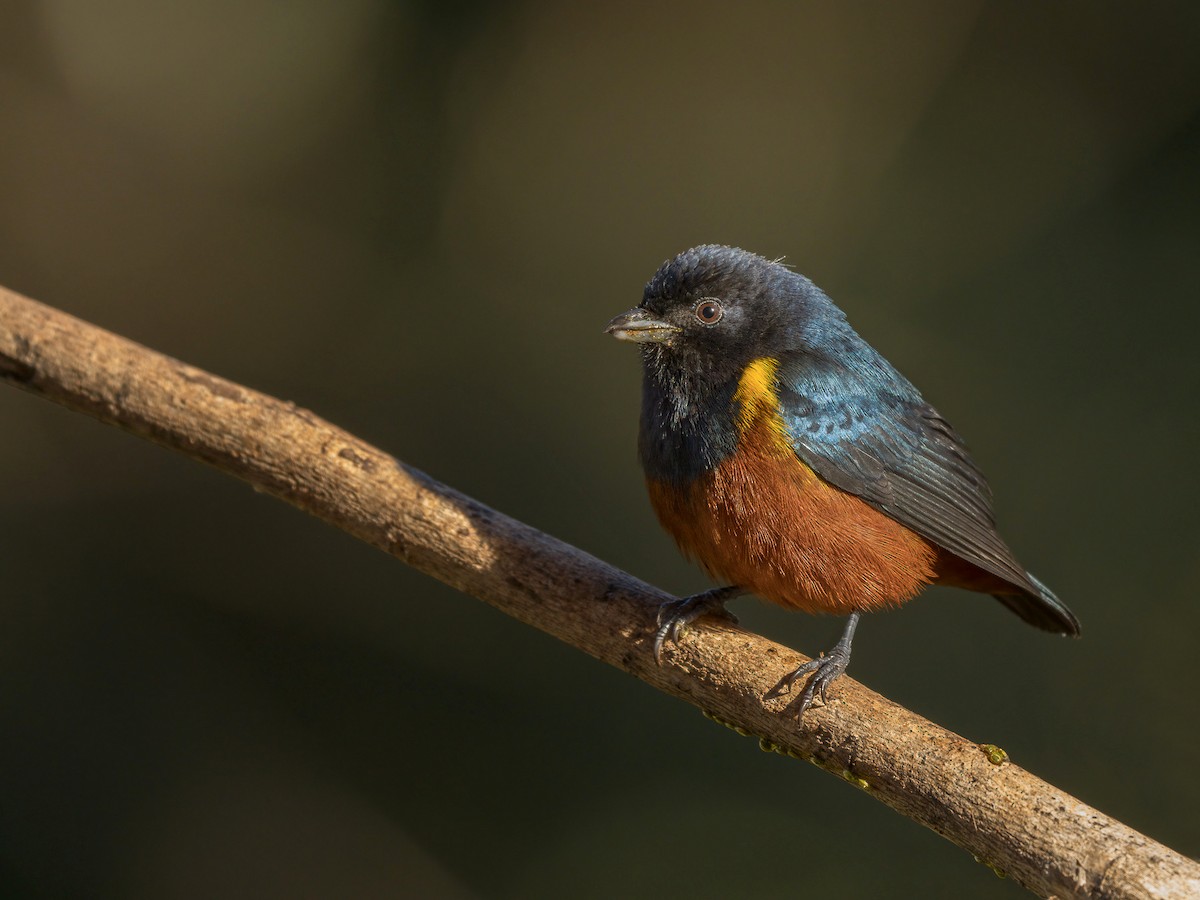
xmin=979 ymin=743 xmax=1009 ymax=766
xmin=841 ymin=770 xmax=869 ymax=790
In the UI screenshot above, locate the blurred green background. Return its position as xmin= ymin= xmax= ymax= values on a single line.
xmin=1 ymin=2 xmax=1198 ymax=897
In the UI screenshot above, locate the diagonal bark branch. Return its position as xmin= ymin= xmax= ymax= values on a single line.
xmin=1 ymin=283 xmax=1195 ymax=900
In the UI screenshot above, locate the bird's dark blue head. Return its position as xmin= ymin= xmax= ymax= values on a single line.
xmin=607 ymin=245 xmax=869 ymax=481
xmin=606 ymin=244 xmax=921 ymax=483
xmin=606 ymin=245 xmax=850 ymax=389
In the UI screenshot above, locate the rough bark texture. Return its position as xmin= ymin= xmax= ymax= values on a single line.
xmin=1 ymin=283 xmax=1196 ymax=899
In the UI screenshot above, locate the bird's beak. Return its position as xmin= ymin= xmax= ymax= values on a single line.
xmin=605 ymin=307 xmax=680 ymax=344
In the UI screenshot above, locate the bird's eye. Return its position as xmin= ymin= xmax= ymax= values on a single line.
xmin=694 ymin=299 xmax=724 ymax=325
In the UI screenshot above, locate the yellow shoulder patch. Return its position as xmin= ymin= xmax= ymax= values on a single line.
xmin=732 ymin=357 xmax=791 ymax=453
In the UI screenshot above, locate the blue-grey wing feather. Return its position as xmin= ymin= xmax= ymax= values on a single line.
xmin=776 ymin=356 xmax=1037 ymax=593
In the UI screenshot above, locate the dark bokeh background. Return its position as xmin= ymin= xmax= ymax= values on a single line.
xmin=2 ymin=2 xmax=1198 ymax=897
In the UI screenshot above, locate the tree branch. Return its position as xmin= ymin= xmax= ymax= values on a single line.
xmin=1 ymin=283 xmax=1195 ymax=900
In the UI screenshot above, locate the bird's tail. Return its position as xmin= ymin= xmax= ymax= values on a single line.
xmin=992 ymin=573 xmax=1081 ymax=636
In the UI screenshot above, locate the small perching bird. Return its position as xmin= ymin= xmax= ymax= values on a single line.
xmin=607 ymin=245 xmax=1079 ymax=717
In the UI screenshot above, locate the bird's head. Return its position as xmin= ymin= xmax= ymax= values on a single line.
xmin=606 ymin=245 xmax=838 ymax=383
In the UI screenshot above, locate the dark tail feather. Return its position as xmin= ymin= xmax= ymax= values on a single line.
xmin=992 ymin=573 xmax=1081 ymax=636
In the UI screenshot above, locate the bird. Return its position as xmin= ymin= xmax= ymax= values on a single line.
xmin=606 ymin=245 xmax=1079 ymax=718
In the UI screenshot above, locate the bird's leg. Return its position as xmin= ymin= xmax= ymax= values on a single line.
xmin=773 ymin=613 xmax=860 ymax=718
xmin=653 ymin=585 xmax=744 ymax=663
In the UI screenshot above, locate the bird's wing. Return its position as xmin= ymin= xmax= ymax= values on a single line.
xmin=776 ymin=361 xmax=1038 ymax=594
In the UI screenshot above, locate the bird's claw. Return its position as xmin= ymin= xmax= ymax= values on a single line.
xmin=652 ymin=587 xmax=741 ymax=664
xmin=771 ymin=644 xmax=851 ymax=719
xmin=764 ymin=613 xmax=859 ymax=719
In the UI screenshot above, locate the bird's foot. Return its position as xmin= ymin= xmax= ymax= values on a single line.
xmin=767 ymin=613 xmax=860 ymax=719
xmin=653 ymin=585 xmax=743 ymax=663
xmin=773 ymin=648 xmax=851 ymax=718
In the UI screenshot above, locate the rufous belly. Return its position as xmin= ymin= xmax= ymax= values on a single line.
xmin=646 ymin=436 xmax=939 ymax=616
